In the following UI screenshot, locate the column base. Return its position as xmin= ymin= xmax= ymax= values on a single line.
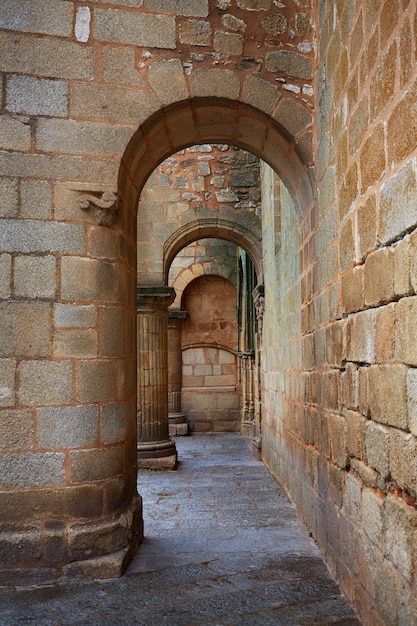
xmin=251 ymin=436 xmax=262 ymax=461
xmin=137 ymin=438 xmax=178 ymax=470
xmin=240 ymin=420 xmax=255 ymax=438
xmin=169 ymin=412 xmax=188 ymax=436
xmin=0 ymin=495 xmax=143 ymax=587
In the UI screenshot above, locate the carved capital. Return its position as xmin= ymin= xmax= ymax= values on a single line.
xmin=137 ymin=286 xmax=176 ymax=312
xmin=78 ymin=190 xmax=119 ymax=227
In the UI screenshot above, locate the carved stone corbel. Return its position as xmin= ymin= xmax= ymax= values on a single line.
xmin=78 ymin=190 xmax=119 ymax=227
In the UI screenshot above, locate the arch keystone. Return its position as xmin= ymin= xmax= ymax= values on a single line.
xmin=191 ymin=68 xmax=240 ymax=99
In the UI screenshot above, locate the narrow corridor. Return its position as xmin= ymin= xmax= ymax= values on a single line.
xmin=0 ymin=434 xmax=362 ymax=625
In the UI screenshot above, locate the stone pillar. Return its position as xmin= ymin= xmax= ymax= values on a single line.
xmin=240 ymin=351 xmax=255 ymax=438
xmin=252 ymin=284 xmax=265 ymax=459
xmin=168 ymin=310 xmax=188 ymax=436
xmin=137 ymin=286 xmax=177 ymax=469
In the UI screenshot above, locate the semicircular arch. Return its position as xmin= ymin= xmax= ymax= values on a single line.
xmin=119 ymin=97 xmax=315 ymax=222
xmin=171 ymin=260 xmax=238 ymax=310
xmin=164 ymin=217 xmax=262 ymax=284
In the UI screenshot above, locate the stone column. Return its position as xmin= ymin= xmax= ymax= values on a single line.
xmin=137 ymin=286 xmax=177 ymax=469
xmin=168 ymin=310 xmax=188 ymax=436
xmin=240 ymin=351 xmax=255 ymax=438
xmin=252 ymin=284 xmax=265 ymax=459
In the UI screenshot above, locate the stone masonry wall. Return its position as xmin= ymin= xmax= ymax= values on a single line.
xmin=0 ymin=0 xmax=315 ymax=580
xmin=257 ymin=3 xmax=417 ymax=625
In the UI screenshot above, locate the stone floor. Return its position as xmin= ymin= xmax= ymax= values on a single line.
xmin=0 ymin=433 xmax=362 ymax=625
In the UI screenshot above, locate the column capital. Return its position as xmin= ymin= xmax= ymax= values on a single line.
xmin=136 ymin=286 xmax=175 ymax=311
xmin=168 ymin=309 xmax=187 ymax=323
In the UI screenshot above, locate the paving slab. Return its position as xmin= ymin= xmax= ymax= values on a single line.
xmin=0 ymin=433 xmax=362 ymax=625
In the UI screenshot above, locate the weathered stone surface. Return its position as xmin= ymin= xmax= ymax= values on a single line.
xmin=76 ymin=360 xmax=117 ymax=403
xmin=365 ymin=421 xmax=390 ymax=478
xmin=0 ymin=115 xmax=31 ymax=152
xmin=0 ymin=0 xmax=73 ymax=37
xmin=346 ymin=308 xmax=376 ymax=363
xmin=357 ymin=195 xmax=376 ymax=259
xmin=75 ymin=6 xmax=91 ymax=43
xmin=214 ymin=30 xmax=244 ymax=55
xmin=70 ymin=82 xmax=159 ymax=124
xmin=19 ymin=360 xmax=73 ymax=406
xmin=0 ymin=151 xmax=118 ymax=183
xmin=342 ymin=266 xmax=364 ymax=314
xmin=6 ymin=75 xmax=68 ymax=117
xmin=54 ymin=329 xmax=97 ymax=358
xmin=101 ymin=403 xmax=129 ymax=444
xmin=274 ymin=98 xmax=313 ymax=137
xmin=222 ymin=14 xmax=246 ymax=32
xmin=95 ymin=8 xmax=175 ymax=48
xmin=70 ymin=446 xmax=124 ymax=482
xmin=364 ymin=248 xmax=394 ymax=307
xmin=61 ymin=257 xmax=122 ymax=303
xmin=179 ymin=19 xmax=212 ymax=45
xmin=21 ymin=180 xmax=53 ymax=220
xmin=0 ymin=31 xmax=94 ymax=80
xmin=0 ymin=254 xmax=12 ymax=299
xmin=385 ymin=494 xmax=417 ymax=582
xmin=265 ymin=50 xmax=312 ymax=79
xmin=37 ymin=405 xmax=99 ymax=449
xmin=368 ymin=365 xmax=408 ymax=430
xmin=36 ymin=118 xmax=135 ymax=157
xmin=0 ymin=178 xmax=19 ymax=218
xmin=380 ymin=160 xmax=417 ymax=245
xmin=14 ymin=255 xmax=56 ymax=298
xmin=360 ymin=123 xmax=385 ymax=194
xmin=148 ymin=59 xmax=188 ymax=105
xmin=296 ymin=12 xmax=312 ymax=35
xmin=147 ymin=0 xmax=208 ymax=15
xmin=0 ymin=302 xmax=52 ymax=357
xmin=0 ymin=452 xmax=65 ymax=487
xmin=339 ymin=216 xmax=354 ymax=274
xmin=262 ymin=14 xmax=287 ymax=34
xmin=390 ymin=429 xmax=417 ymax=500
xmin=387 ymin=81 xmax=417 ymax=164
xmin=102 ymin=46 xmax=145 ymax=86
xmin=237 ymin=0 xmax=272 ymax=10
xmin=0 ymin=220 xmax=85 ymax=254
xmin=54 ymin=303 xmax=97 ymax=328
xmin=394 ymin=296 xmax=417 ymax=366
xmin=343 ymin=471 xmax=362 ymax=522
xmin=0 ymin=408 xmax=32 ymax=449
xmin=191 ymin=68 xmax=240 ymax=98
xmin=361 ymin=488 xmax=384 ymax=546
xmin=242 ymin=74 xmax=280 ymax=114
xmin=407 ymin=367 xmax=417 ymax=436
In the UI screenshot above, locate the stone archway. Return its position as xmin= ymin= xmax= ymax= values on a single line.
xmin=129 ymin=99 xmax=313 ymax=470
xmin=120 ymin=97 xmax=314 ymax=231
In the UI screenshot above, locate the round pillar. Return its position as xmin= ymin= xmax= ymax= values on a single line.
xmin=137 ymin=286 xmax=177 ymax=469
xmin=168 ymin=310 xmax=188 ymax=436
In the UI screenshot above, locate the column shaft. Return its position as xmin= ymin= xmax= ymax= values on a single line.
xmin=168 ymin=310 xmax=188 ymax=436
xmin=137 ymin=286 xmax=177 ymax=469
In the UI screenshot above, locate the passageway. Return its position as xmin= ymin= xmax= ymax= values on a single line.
xmin=0 ymin=434 xmax=362 ymax=624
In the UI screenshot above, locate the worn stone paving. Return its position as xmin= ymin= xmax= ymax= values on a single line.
xmin=0 ymin=434 xmax=362 ymax=625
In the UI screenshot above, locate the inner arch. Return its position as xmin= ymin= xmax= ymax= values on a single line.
xmin=119 ymin=98 xmax=314 ymax=218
